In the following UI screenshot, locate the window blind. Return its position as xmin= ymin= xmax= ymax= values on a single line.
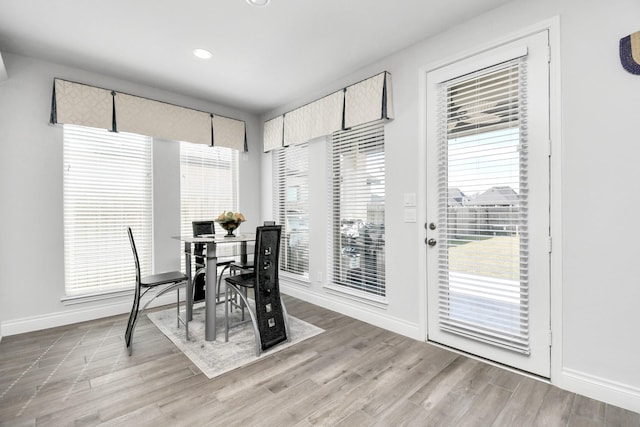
xmin=273 ymin=143 xmax=309 ymax=278
xmin=180 ymin=141 xmax=239 ymax=267
xmin=437 ymin=58 xmax=530 ymax=354
xmin=63 ymin=124 xmax=152 ymax=296
xmin=329 ymin=122 xmax=385 ymax=297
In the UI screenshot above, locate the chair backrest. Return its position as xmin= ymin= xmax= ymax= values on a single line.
xmin=192 ymin=220 xmax=215 ymax=237
xmin=252 ymin=225 xmax=287 ymax=350
xmin=263 ymin=220 xmax=276 ymax=226
xmin=253 ymin=225 xmax=281 ymax=282
xmin=127 ymin=227 xmax=141 ymax=285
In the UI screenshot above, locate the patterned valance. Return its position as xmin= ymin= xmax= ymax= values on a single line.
xmin=213 ymin=115 xmax=246 ymax=151
xmin=283 ymin=90 xmax=344 ymax=147
xmin=263 ymin=115 xmax=284 ymax=152
xmin=0 ymin=52 xmax=9 ymax=83
xmin=344 ymin=72 xmax=394 ymax=129
xmin=50 ymin=78 xmax=247 ymax=151
xmin=114 ymin=93 xmax=211 ymax=145
xmin=51 ymin=79 xmax=113 ymax=130
xmin=264 ymin=71 xmax=393 ymax=152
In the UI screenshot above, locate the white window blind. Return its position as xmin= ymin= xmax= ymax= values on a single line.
xmin=180 ymin=141 xmax=239 ymax=265
xmin=63 ymin=124 xmax=152 ymax=296
xmin=273 ymin=142 xmax=309 ymax=279
xmin=437 ymin=58 xmax=530 ymax=353
xmin=329 ymin=122 xmax=385 ymax=297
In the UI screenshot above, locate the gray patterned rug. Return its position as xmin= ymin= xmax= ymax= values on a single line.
xmin=147 ymin=301 xmax=324 ymax=379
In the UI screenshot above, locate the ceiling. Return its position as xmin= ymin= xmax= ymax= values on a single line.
xmin=0 ymin=0 xmax=512 ymax=115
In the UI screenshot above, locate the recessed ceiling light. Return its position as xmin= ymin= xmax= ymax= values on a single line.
xmin=247 ymin=0 xmax=270 ymax=6
xmin=193 ymin=48 xmax=213 ymax=59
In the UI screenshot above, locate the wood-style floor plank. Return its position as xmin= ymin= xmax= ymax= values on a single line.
xmin=1 ymin=295 xmax=639 ymax=426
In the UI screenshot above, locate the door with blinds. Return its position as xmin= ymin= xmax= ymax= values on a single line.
xmin=425 ymin=31 xmax=551 ymax=377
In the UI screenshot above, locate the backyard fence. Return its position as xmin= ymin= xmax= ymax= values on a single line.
xmin=447 ymin=206 xmax=521 ymax=239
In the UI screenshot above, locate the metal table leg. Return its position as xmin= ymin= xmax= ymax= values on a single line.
xmin=205 ymin=241 xmax=218 ymax=341
xmin=185 ymin=241 xmax=193 ymax=323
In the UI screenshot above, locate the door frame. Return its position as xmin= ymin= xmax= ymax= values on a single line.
xmin=417 ymin=16 xmax=562 ymax=380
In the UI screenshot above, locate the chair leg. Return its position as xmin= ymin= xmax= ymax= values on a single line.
xmin=176 ymin=286 xmax=189 ymax=340
xmin=226 ymin=283 xmax=261 ymax=357
xmin=217 ymin=264 xmax=231 ymax=303
xmin=125 ymin=287 xmax=141 ymax=356
xmin=225 ymin=282 xmax=230 ymax=342
xmin=240 ymin=287 xmax=247 ymax=321
xmin=281 ymin=297 xmax=291 ymax=343
xmin=139 ymin=282 xmax=189 ymax=341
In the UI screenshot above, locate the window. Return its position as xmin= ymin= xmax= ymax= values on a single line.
xmin=329 ymin=122 xmax=386 ymax=297
xmin=273 ymin=142 xmax=309 ymax=279
xmin=180 ymin=141 xmax=239 ymax=265
xmin=63 ymin=124 xmax=152 ymax=297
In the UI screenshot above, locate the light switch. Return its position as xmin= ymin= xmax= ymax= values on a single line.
xmin=404 ymin=192 xmax=417 ymax=207
xmin=404 ymin=207 xmax=417 ymax=223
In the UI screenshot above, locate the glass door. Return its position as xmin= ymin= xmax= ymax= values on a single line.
xmin=426 ymin=31 xmax=551 ymax=377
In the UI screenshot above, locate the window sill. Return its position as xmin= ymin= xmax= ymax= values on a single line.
xmin=61 ymin=288 xmax=134 ymax=305
xmin=280 ymin=271 xmax=311 ymax=287
xmin=323 ymin=283 xmax=388 ymax=309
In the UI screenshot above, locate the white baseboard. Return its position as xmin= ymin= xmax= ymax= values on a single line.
xmin=280 ymin=281 xmax=422 ymax=341
xmin=0 ymin=293 xmax=178 ymax=337
xmin=560 ymin=367 xmax=640 ymax=413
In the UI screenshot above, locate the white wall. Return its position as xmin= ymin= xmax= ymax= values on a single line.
xmin=0 ymin=52 xmax=262 ymax=336
xmin=261 ymin=0 xmax=640 ymax=412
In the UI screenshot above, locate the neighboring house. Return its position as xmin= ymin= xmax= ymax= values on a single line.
xmin=448 ymin=187 xmax=468 ymax=206
xmin=467 ymin=185 xmax=519 ymax=206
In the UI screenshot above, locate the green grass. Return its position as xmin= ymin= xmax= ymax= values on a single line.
xmin=448 ymin=235 xmax=520 ymax=280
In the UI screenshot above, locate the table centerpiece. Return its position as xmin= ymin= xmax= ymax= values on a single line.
xmin=215 ymin=211 xmax=245 ymax=237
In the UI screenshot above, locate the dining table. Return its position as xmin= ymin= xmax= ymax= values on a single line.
xmin=174 ymin=233 xmax=255 ymax=341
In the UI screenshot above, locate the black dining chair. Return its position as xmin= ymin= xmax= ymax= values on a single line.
xmin=224 ymin=224 xmax=290 ymax=357
xmin=191 ymin=220 xmax=235 ymax=303
xmin=125 ymin=227 xmax=188 ymax=355
xmin=216 ymin=221 xmax=276 ymax=303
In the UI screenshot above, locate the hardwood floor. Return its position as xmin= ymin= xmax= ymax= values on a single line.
xmin=1 ymin=296 xmax=639 ymax=426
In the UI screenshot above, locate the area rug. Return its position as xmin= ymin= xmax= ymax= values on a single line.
xmin=147 ymin=302 xmax=324 ymax=379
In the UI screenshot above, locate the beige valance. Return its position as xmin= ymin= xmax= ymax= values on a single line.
xmin=0 ymin=52 xmax=9 ymax=83
xmin=50 ymin=78 xmax=247 ymax=151
xmin=263 ymin=115 xmax=284 ymax=152
xmin=51 ymin=79 xmax=113 ymax=130
xmin=283 ymin=90 xmax=344 ymax=147
xmin=114 ymin=93 xmax=212 ymax=145
xmin=264 ymin=71 xmax=393 ymax=152
xmin=213 ymin=115 xmax=246 ymax=151
xmin=344 ymin=72 xmax=394 ymax=129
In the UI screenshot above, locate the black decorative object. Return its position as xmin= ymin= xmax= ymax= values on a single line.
xmin=620 ymin=31 xmax=640 ymax=75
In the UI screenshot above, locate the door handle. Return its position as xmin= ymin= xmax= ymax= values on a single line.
xmin=426 ymin=238 xmax=437 ymax=247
